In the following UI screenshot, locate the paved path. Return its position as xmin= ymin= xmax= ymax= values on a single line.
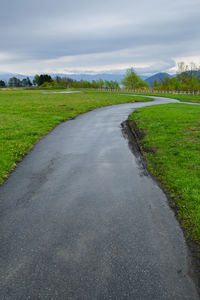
xmin=0 ymin=96 xmax=199 ymax=299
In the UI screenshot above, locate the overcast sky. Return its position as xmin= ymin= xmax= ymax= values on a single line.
xmin=0 ymin=0 xmax=200 ymax=75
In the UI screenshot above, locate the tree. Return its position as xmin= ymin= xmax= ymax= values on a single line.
xmin=33 ymin=74 xmax=52 ymax=86
xmin=0 ymin=80 xmax=6 ymax=88
xmin=21 ymin=77 xmax=32 ymax=87
xmin=154 ymin=61 xmax=200 ymax=92
xmin=33 ymin=75 xmax=39 ymax=86
xmin=8 ymin=77 xmax=22 ymax=87
xmin=55 ymin=76 xmax=62 ymax=83
xmin=91 ymin=80 xmax=98 ymax=88
xmin=121 ymin=68 xmax=149 ymax=89
xmin=104 ymin=80 xmax=119 ymax=89
xmin=96 ymin=78 xmax=104 ymax=88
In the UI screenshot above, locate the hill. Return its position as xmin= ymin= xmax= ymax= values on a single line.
xmin=145 ymin=72 xmax=172 ymax=87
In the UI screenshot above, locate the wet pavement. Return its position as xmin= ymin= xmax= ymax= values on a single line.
xmin=42 ymin=90 xmax=83 ymax=94
xmin=0 ymin=96 xmax=199 ymax=299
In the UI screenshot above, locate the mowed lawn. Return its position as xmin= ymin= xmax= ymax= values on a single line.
xmin=0 ymin=89 xmax=153 ymax=183
xmin=129 ymin=103 xmax=200 ymax=245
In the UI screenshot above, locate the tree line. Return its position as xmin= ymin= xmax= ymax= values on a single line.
xmin=33 ymin=69 xmax=148 ymax=90
xmin=0 ymin=68 xmax=147 ymax=89
xmin=1 ymin=63 xmax=200 ymax=91
xmin=153 ymin=62 xmax=200 ymax=92
xmin=0 ymin=74 xmax=120 ymax=89
xmin=0 ymin=77 xmax=32 ymax=88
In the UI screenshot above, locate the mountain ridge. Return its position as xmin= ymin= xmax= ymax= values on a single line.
xmin=0 ymin=72 xmax=149 ymax=82
xmin=0 ymin=72 xmax=170 ymax=85
xmin=145 ymin=72 xmax=172 ymax=87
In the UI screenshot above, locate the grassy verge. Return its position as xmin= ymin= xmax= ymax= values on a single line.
xmin=128 ymin=103 xmax=200 ymax=247
xmin=0 ymin=89 xmax=153 ymax=183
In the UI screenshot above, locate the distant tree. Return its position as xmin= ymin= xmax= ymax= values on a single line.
xmin=27 ymin=77 xmax=32 ymax=86
xmin=177 ymin=62 xmax=190 ymax=85
xmin=8 ymin=77 xmax=22 ymax=87
xmin=153 ymin=76 xmax=182 ymax=91
xmin=33 ymin=75 xmax=39 ymax=86
xmin=33 ymin=74 xmax=52 ymax=86
xmin=68 ymin=78 xmax=119 ymax=89
xmin=112 ymin=80 xmax=120 ymax=89
xmin=154 ymin=61 xmax=200 ymax=92
xmin=21 ymin=77 xmax=32 ymax=87
xmin=176 ymin=61 xmax=200 ymax=90
xmin=96 ymin=78 xmax=104 ymax=88
xmin=59 ymin=77 xmax=74 ymax=87
xmin=0 ymin=80 xmax=6 ymax=88
xmin=50 ymin=80 xmax=68 ymax=89
xmin=40 ymin=81 xmax=52 ymax=88
xmin=91 ymin=80 xmax=98 ymax=88
xmin=81 ymin=80 xmax=91 ymax=88
xmin=153 ymin=79 xmax=158 ymax=88
xmin=121 ymin=68 xmax=149 ymax=89
xmin=55 ymin=76 xmax=62 ymax=83
xmin=104 ymin=80 xmax=119 ymax=89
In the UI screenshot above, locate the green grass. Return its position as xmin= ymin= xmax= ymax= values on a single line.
xmin=0 ymin=89 xmax=153 ymax=183
xmin=128 ymin=103 xmax=200 ymax=245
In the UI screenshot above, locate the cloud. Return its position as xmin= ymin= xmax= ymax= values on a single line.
xmin=0 ymin=0 xmax=200 ymax=74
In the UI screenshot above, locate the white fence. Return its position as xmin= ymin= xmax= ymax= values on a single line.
xmin=92 ymin=88 xmax=200 ymax=95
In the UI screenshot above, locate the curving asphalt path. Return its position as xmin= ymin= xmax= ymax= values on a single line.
xmin=0 ymin=96 xmax=199 ymax=299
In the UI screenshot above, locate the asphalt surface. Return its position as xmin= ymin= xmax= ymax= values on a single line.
xmin=0 ymin=96 xmax=199 ymax=299
xmin=43 ymin=91 xmax=83 ymax=94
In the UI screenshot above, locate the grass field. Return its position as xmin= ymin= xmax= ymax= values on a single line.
xmin=128 ymin=103 xmax=200 ymax=246
xmin=0 ymin=89 xmax=153 ymax=183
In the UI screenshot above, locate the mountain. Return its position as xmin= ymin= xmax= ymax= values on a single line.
xmin=145 ymin=72 xmax=172 ymax=87
xmin=0 ymin=73 xmax=34 ymax=82
xmin=51 ymin=73 xmax=149 ymax=82
xmin=183 ymin=70 xmax=200 ymax=79
xmin=0 ymin=72 xmax=126 ymax=83
xmin=51 ymin=73 xmax=126 ymax=83
xmin=140 ymin=75 xmax=149 ymax=80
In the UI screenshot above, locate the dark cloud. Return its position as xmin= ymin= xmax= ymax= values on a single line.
xmin=0 ymin=0 xmax=200 ymax=74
